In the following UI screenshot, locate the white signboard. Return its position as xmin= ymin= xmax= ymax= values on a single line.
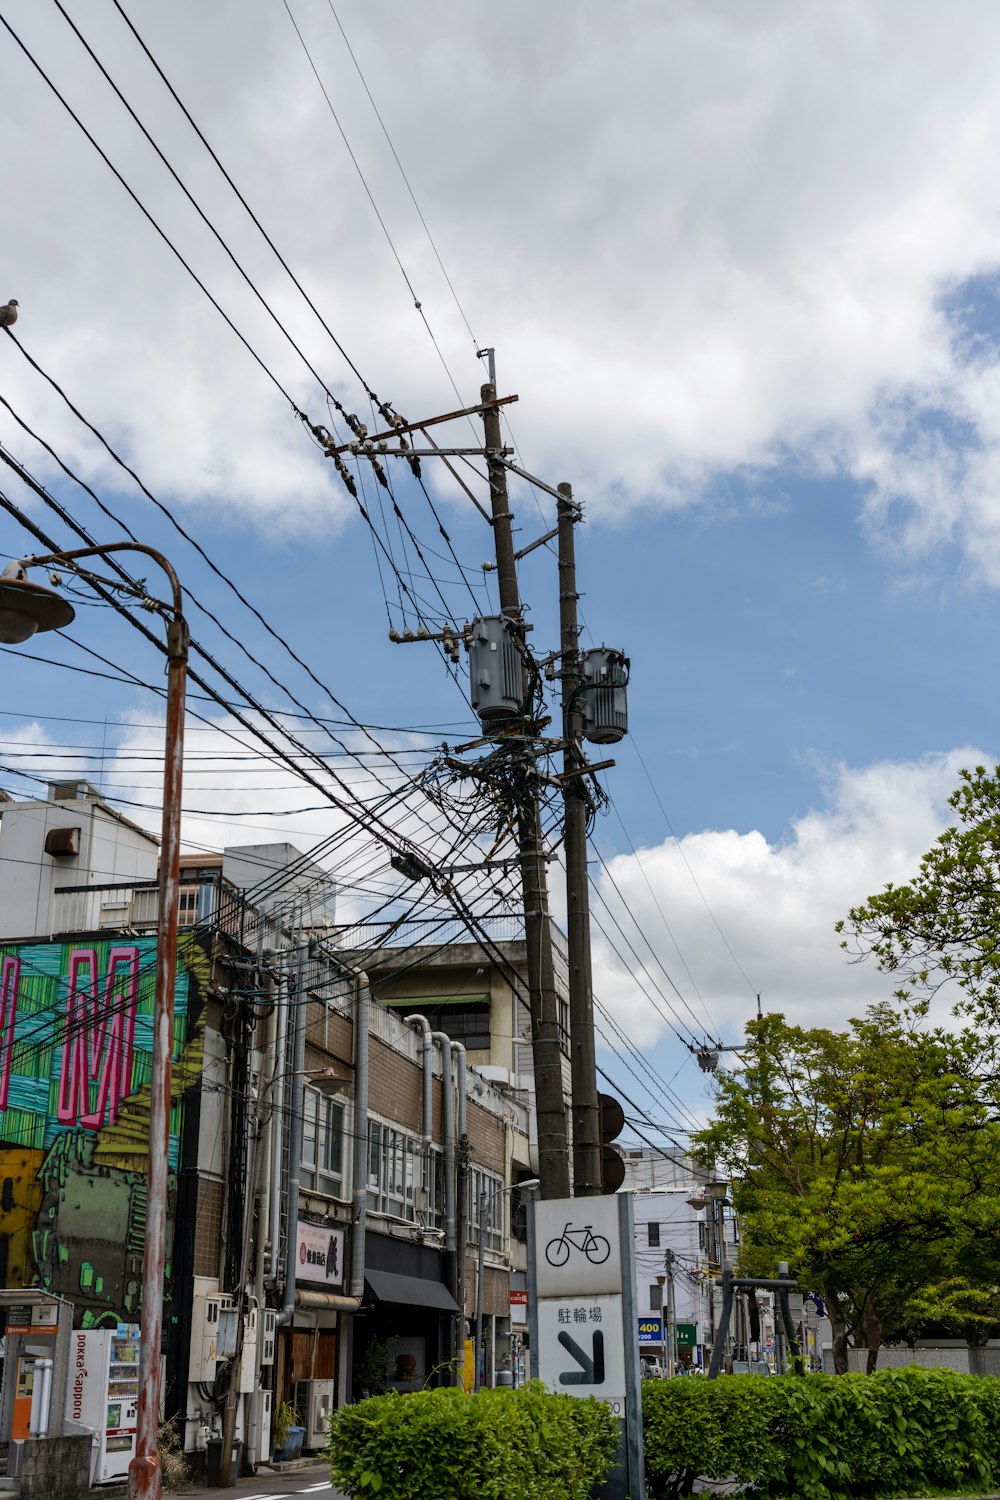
xmin=533 ymin=1196 xmax=623 ymax=1298
xmin=295 ymin=1221 xmax=344 ymax=1286
xmin=536 ymin=1294 xmax=627 ymax=1406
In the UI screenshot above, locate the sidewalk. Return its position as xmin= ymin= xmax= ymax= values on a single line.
xmin=180 ymin=1455 xmax=347 ymax=1500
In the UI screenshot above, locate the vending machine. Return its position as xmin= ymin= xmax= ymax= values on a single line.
xmin=65 ymin=1323 xmax=140 ymax=1483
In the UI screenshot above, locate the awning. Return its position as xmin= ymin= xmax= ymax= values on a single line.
xmin=364 ymin=1270 xmax=459 ymax=1312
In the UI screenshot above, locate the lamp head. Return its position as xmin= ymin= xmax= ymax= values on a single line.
xmin=0 ymin=562 xmax=75 ymax=645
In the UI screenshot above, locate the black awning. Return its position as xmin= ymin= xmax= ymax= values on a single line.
xmin=364 ymin=1270 xmax=459 ymax=1312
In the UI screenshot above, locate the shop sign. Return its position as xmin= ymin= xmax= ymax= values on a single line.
xmin=295 ymin=1220 xmax=344 ymax=1286
xmin=637 ymin=1316 xmax=662 ymax=1344
xmin=510 ymin=1289 xmax=528 ymax=1325
xmin=675 ymin=1322 xmax=697 ymax=1347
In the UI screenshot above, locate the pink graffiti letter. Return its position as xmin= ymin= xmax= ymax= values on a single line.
xmin=57 ymin=946 xmax=139 ymax=1129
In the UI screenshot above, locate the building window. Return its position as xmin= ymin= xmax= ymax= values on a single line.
xmin=650 ymin=1283 xmax=663 ymax=1312
xmin=647 ymin=1221 xmax=660 ymax=1248
xmin=468 ymin=1166 xmax=505 ymax=1252
xmin=366 ymin=1118 xmax=441 ymax=1225
xmin=301 ymin=1088 xmax=343 ymax=1197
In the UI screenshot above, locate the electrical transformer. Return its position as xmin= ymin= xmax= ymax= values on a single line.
xmin=468 ymin=616 xmax=523 ymax=725
xmin=580 ymin=648 xmax=629 ymax=744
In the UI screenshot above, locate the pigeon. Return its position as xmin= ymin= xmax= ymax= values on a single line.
xmin=0 ymin=299 xmax=18 ymax=328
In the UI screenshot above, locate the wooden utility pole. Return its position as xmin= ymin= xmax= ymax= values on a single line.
xmin=557 ymin=484 xmax=601 ymax=1197
xmin=481 ymin=383 xmax=570 ymax=1199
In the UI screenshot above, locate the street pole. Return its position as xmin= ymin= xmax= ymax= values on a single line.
xmin=475 ymin=1188 xmax=488 ymax=1391
xmin=0 ymin=543 xmax=187 ymax=1500
xmin=664 ymin=1249 xmax=676 ymax=1379
xmin=481 ymin=383 xmax=570 ymax=1200
xmin=557 ymin=483 xmax=601 ymax=1198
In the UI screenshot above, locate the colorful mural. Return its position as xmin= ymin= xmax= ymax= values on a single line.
xmin=0 ymin=934 xmax=204 ymax=1327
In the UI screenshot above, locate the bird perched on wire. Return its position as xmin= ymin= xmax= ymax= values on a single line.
xmin=0 ymin=299 xmax=18 ymax=328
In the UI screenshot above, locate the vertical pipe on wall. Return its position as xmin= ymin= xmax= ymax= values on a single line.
xmin=349 ymin=975 xmax=369 ymax=1300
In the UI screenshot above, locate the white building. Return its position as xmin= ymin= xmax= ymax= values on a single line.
xmin=0 ymin=779 xmax=159 ymax=940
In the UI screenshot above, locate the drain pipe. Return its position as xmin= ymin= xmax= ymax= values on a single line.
xmin=429 ymin=1031 xmax=457 ymax=1377
xmin=267 ymin=968 xmax=290 ymax=1283
xmin=451 ymin=1042 xmax=467 ymax=1142
xmin=405 ymin=1014 xmax=434 ymax=1144
xmin=277 ymin=957 xmax=307 ymax=1327
xmin=451 ymin=1042 xmax=468 ymax=1375
xmin=349 ymin=974 xmax=370 ymax=1301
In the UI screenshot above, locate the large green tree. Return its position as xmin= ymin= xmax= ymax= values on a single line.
xmin=696 ymin=1007 xmax=1000 ymax=1373
xmin=839 ymin=764 xmax=1000 ymax=1020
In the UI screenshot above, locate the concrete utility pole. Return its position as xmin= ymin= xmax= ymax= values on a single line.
xmin=557 ymin=483 xmax=601 ymax=1197
xmin=481 ymin=383 xmax=570 ymax=1200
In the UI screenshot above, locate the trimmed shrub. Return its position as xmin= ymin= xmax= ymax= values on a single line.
xmin=326 ymin=1382 xmax=619 ymax=1499
xmin=643 ymin=1367 xmax=1000 ymax=1500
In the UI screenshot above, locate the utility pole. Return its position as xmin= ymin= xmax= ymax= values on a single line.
xmin=481 ymin=383 xmax=570 ymax=1200
xmin=557 ymin=483 xmax=601 ymax=1197
xmin=663 ymin=1248 xmax=676 ymax=1378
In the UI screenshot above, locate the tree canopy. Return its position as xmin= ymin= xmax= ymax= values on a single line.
xmin=695 ymin=1007 xmax=1000 ymax=1373
xmin=839 ymin=764 xmax=1000 ymax=1019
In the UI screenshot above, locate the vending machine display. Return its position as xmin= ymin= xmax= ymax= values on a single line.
xmin=65 ymin=1323 xmax=140 ymax=1483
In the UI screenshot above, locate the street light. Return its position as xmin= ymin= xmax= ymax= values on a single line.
xmin=475 ymin=1177 xmax=539 ymax=1391
xmin=0 ymin=545 xmax=188 ymax=1500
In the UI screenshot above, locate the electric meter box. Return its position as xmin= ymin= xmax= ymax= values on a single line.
xmin=468 ymin=616 xmax=523 ymax=723
xmin=581 ymin=647 xmax=629 ymax=744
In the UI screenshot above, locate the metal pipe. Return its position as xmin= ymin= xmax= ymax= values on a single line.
xmin=277 ymin=957 xmax=307 ymax=1326
xmin=404 ymin=1014 xmax=433 ymax=1142
xmin=132 ymin=562 xmax=187 ymax=1500
xmin=431 ymin=1033 xmax=456 ymax=1265
xmin=349 ymin=975 xmax=370 ymax=1300
xmin=451 ymin=1041 xmax=468 ymax=1380
xmin=451 ymin=1041 xmax=467 ymax=1141
xmin=267 ymin=974 xmax=289 ymax=1282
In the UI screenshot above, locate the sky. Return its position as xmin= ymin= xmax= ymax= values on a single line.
xmin=3 ymin=0 xmax=1000 ymax=1145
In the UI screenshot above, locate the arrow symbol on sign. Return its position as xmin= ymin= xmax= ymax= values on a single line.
xmin=557 ymin=1329 xmax=605 ymax=1385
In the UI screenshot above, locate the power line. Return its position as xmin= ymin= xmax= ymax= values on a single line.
xmin=0 ymin=8 xmax=300 ymax=410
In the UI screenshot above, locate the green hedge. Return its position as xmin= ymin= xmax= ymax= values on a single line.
xmin=325 ymin=1382 xmax=619 ymax=1499
xmin=643 ymin=1367 xmax=1000 ymax=1500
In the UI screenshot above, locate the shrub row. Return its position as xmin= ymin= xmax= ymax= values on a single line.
xmin=642 ymin=1366 xmax=1000 ymax=1500
xmin=325 ymin=1381 xmax=619 ymax=1499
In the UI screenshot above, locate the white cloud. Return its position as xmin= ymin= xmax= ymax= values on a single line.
xmin=6 ymin=0 xmax=1000 ymax=561
xmin=591 ymin=748 xmax=984 ymax=1048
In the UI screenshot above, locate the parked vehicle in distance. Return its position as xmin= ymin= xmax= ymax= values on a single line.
xmin=640 ymin=1355 xmax=667 ymax=1378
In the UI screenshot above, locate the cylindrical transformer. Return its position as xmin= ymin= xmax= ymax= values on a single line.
xmin=581 ymin=647 xmax=629 ymax=744
xmin=468 ymin=615 xmax=523 ymax=723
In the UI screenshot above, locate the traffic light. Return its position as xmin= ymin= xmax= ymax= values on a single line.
xmin=598 ymin=1091 xmax=626 ymax=1193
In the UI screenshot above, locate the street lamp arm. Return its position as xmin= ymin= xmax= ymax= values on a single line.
xmin=19 ymin=540 xmax=184 ymax=621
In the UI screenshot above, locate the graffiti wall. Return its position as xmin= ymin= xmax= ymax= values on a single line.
xmin=0 ymin=935 xmax=203 ymax=1327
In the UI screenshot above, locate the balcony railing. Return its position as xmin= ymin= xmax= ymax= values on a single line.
xmin=50 ymin=876 xmax=287 ymax=951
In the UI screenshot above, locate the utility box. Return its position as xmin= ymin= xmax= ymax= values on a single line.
xmin=468 ymin=616 xmax=523 ymax=724
xmin=259 ymin=1308 xmax=276 ymax=1366
xmin=190 ymin=1293 xmax=233 ymax=1382
xmin=581 ymin=648 xmax=629 ymax=744
xmin=295 ymin=1380 xmax=335 ymax=1450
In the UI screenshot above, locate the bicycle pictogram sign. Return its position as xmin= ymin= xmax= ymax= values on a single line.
xmin=544 ymin=1222 xmax=612 ymax=1267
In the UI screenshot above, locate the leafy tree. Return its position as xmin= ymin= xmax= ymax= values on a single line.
xmin=695 ymin=1007 xmax=1000 ymax=1373
xmin=839 ymin=764 xmax=1000 ymax=1019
